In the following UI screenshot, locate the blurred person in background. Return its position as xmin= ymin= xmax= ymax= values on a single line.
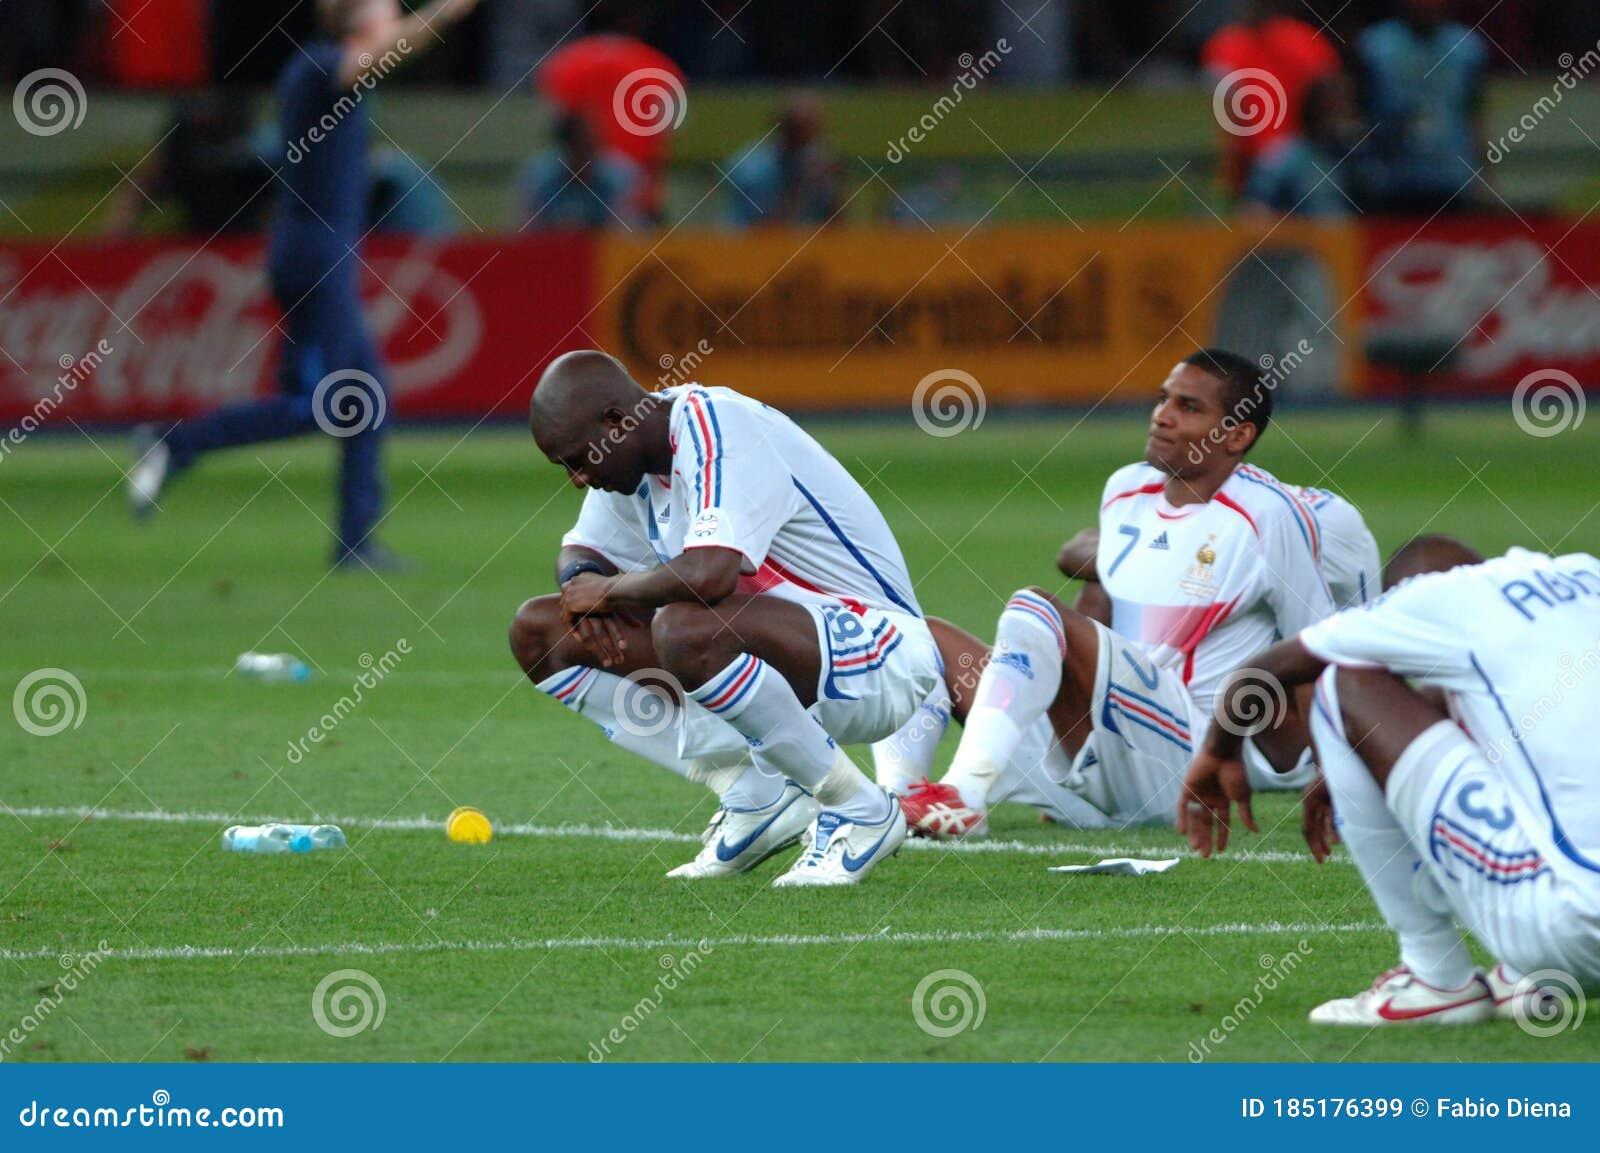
xmin=724 ymin=93 xmax=841 ymax=227
xmin=1202 ymin=0 xmax=1340 ymax=201
xmin=368 ymin=145 xmax=457 ymax=235
xmin=103 ymin=90 xmax=271 ymax=236
xmin=517 ymin=112 xmax=642 ymax=230
xmin=126 ymin=0 xmax=481 ymax=571
xmin=1239 ymin=73 xmax=1368 ymax=219
xmin=536 ymin=30 xmax=685 ymax=225
xmin=1356 ymin=0 xmax=1487 ymax=215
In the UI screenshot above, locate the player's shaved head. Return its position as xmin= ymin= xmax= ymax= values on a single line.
xmin=530 ymin=350 xmax=669 ymax=493
xmin=1383 ymin=534 xmax=1484 ymax=590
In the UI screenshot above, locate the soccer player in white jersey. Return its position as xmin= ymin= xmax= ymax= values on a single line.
xmin=1183 ymin=536 xmax=1600 ymax=1023
xmin=874 ymin=479 xmax=1377 ymax=830
xmin=509 ymin=351 xmax=940 ymax=886
xmin=893 ymin=349 xmax=1334 ymax=837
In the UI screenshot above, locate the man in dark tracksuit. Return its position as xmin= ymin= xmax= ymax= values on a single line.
xmin=129 ymin=0 xmax=480 ymax=569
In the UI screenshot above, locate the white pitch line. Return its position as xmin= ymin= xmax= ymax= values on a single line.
xmin=1 ymin=804 xmax=1333 ymax=864
xmin=0 ymin=921 xmax=1385 ymax=964
xmin=0 ymin=803 xmax=1335 ymax=865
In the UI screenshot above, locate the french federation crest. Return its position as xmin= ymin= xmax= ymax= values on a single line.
xmin=1179 ymin=535 xmax=1219 ymax=598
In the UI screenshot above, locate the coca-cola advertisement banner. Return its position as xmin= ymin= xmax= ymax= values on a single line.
xmin=1361 ymin=217 xmax=1600 ymax=395
xmin=0 ymin=234 xmax=596 ymax=426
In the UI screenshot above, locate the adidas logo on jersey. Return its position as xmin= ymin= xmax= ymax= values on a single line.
xmin=1149 ymin=531 xmax=1170 ymax=550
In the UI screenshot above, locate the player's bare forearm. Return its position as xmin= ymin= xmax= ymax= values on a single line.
xmin=339 ymin=0 xmax=481 ymax=87
xmin=567 ymin=547 xmax=741 ymax=615
xmin=1204 ymin=638 xmax=1328 ymax=759
xmin=1055 ymin=527 xmax=1100 ymax=579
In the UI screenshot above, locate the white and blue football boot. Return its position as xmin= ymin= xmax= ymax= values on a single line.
xmin=771 ymin=789 xmax=907 ymax=887
xmin=667 ymin=781 xmax=819 ymax=879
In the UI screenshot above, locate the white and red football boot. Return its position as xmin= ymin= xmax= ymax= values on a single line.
xmin=1308 ymin=965 xmax=1496 ymax=1026
xmin=1482 ymin=962 xmax=1561 ymax=1021
xmin=898 ymin=778 xmax=988 ymax=840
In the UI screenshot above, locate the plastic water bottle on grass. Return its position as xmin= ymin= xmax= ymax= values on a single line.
xmin=234 ymin=652 xmax=311 ymax=682
xmin=223 ymin=824 xmax=345 ymax=852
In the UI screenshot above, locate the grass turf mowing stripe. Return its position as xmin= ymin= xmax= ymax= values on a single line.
xmin=0 ymin=802 xmax=1336 ymax=864
xmin=0 ymin=921 xmax=1385 ymax=963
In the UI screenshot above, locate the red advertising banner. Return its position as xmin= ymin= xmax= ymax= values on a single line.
xmin=0 ymin=234 xmax=597 ymax=426
xmin=1361 ymin=216 xmax=1600 ymax=395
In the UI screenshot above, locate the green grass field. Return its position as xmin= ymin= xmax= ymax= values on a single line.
xmin=2 ymin=406 xmax=1597 ymax=1063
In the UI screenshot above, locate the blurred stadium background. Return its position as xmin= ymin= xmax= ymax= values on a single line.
xmin=4 ymin=0 xmax=1600 ymax=1064
xmin=2 ymin=0 xmax=1599 ymax=427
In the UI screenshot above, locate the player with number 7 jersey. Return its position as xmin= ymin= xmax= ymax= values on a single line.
xmin=894 ymin=349 xmax=1336 ymax=836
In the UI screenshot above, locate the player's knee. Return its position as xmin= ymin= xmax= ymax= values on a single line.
xmin=651 ymin=602 xmax=724 ymax=683
xmin=1332 ymin=666 xmax=1397 ymax=748
xmin=509 ymin=595 xmax=565 ymax=679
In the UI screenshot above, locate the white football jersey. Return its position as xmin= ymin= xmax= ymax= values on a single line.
xmin=1299 ymin=547 xmax=1600 ymax=875
xmin=1293 ymin=483 xmax=1381 ymax=610
xmin=1097 ymin=460 xmax=1335 ymax=715
xmin=561 ymin=385 xmax=922 ymax=617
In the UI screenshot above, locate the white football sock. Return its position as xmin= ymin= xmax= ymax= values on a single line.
xmin=815 ymin=744 xmax=891 ymax=822
xmin=945 ymin=590 xmax=1065 ymax=812
xmin=871 ymin=681 xmax=951 ymax=793
xmin=1311 ymin=668 xmax=1474 ymax=989
xmin=687 ymin=654 xmax=833 ymax=783
xmin=537 ymin=666 xmax=693 ymax=782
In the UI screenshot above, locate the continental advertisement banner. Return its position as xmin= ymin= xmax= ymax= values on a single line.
xmin=595 ymin=222 xmax=1362 ymax=410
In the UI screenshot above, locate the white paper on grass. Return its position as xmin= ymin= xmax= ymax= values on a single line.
xmin=1047 ymin=857 xmax=1180 ymax=876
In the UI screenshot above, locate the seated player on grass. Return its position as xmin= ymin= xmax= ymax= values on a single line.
xmin=882 ymin=350 xmax=1337 ymax=840
xmin=509 ymin=351 xmax=941 ymax=886
xmin=1182 ymin=535 xmax=1600 ymax=1024
xmin=877 ymin=478 xmax=1378 ymax=831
